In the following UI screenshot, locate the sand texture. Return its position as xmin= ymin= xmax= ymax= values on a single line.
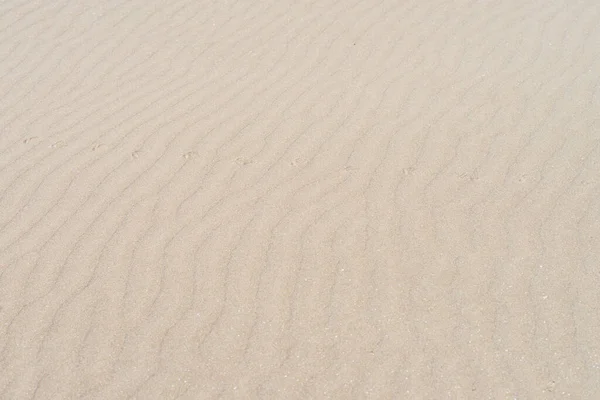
xmin=1 ymin=0 xmax=600 ymax=398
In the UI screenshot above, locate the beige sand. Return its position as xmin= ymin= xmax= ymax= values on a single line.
xmin=1 ymin=0 xmax=599 ymax=398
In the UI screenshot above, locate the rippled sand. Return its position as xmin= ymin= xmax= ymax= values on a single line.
xmin=1 ymin=0 xmax=599 ymax=398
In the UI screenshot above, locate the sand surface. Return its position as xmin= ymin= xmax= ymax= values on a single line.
xmin=1 ymin=0 xmax=600 ymax=398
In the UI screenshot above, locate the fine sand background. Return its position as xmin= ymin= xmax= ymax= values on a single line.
xmin=1 ymin=0 xmax=599 ymax=399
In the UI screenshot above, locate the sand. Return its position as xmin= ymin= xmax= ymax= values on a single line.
xmin=1 ymin=0 xmax=599 ymax=398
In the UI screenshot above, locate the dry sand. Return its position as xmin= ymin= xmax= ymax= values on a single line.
xmin=1 ymin=0 xmax=599 ymax=398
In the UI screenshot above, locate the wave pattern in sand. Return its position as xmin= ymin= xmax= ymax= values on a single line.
xmin=1 ymin=0 xmax=600 ymax=398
